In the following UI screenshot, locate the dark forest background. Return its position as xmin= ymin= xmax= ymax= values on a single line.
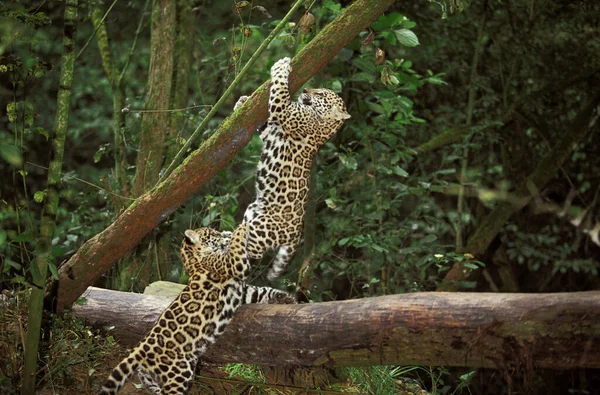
xmin=1 ymin=0 xmax=599 ymax=394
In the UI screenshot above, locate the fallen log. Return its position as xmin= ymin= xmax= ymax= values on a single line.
xmin=72 ymin=287 xmax=600 ymax=370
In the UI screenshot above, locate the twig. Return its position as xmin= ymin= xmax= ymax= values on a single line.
xmin=25 ymin=162 xmax=134 ymax=201
xmin=117 ymin=0 xmax=150 ymax=87
xmin=76 ymin=0 xmax=119 ymax=60
xmin=123 ymin=104 xmax=212 ymax=114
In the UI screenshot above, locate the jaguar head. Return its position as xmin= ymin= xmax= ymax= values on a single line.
xmin=299 ymin=88 xmax=351 ymax=123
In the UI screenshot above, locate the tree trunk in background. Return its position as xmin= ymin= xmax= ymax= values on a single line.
xmin=53 ymin=0 xmax=396 ymax=312
xmin=155 ymin=0 xmax=196 ymax=281
xmin=21 ymin=1 xmax=78 ymax=393
xmin=440 ymin=92 xmax=600 ymax=291
xmin=132 ymin=0 xmax=175 ymax=197
xmin=125 ymin=0 xmax=176 ymax=289
xmin=72 ymin=288 xmax=600 ymax=370
xmin=91 ymin=5 xmax=133 ymax=210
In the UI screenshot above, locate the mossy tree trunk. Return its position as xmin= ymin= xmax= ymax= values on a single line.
xmin=155 ymin=0 xmax=196 ymax=281
xmin=440 ymin=92 xmax=600 ymax=291
xmin=124 ymin=0 xmax=176 ymax=289
xmin=53 ymin=0 xmax=396 ymax=312
xmin=92 ymin=0 xmax=154 ymax=290
xmin=21 ymin=1 xmax=78 ymax=393
xmin=132 ymin=0 xmax=175 ymax=198
xmin=91 ymin=1 xmax=150 ymax=208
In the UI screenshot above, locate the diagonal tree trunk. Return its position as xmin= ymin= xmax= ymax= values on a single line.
xmin=21 ymin=1 xmax=78 ymax=393
xmin=53 ymin=0 xmax=396 ymax=312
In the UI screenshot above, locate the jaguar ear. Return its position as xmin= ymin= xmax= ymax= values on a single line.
xmin=184 ymin=229 xmax=200 ymax=244
xmin=332 ymin=105 xmax=351 ymax=120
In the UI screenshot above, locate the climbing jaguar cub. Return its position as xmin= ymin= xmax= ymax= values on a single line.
xmin=235 ymin=57 xmax=351 ymax=280
xmin=99 ymin=224 xmax=295 ymax=395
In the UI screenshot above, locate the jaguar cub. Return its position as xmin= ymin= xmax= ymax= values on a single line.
xmin=235 ymin=57 xmax=350 ymax=280
xmin=99 ymin=224 xmax=294 ymax=395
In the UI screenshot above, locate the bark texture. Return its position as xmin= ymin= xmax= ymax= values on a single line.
xmin=54 ymin=0 xmax=396 ymax=312
xmin=132 ymin=0 xmax=176 ymax=197
xmin=155 ymin=0 xmax=196 ymax=280
xmin=73 ymin=288 xmax=600 ymax=370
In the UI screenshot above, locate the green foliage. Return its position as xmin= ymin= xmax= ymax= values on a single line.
xmin=505 ymin=224 xmax=599 ymax=277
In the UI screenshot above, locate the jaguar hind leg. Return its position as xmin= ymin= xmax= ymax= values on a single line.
xmin=244 ymin=284 xmax=296 ymax=304
xmin=137 ymin=368 xmax=161 ymax=395
xmin=267 ymin=244 xmax=297 ymax=281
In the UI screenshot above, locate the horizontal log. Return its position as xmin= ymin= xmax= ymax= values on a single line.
xmin=72 ymin=287 xmax=600 ymax=370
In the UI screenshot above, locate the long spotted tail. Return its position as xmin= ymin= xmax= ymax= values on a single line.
xmin=98 ymin=352 xmax=139 ymax=395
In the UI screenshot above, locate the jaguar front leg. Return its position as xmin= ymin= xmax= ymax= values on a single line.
xmin=268 ymin=57 xmax=292 ymax=124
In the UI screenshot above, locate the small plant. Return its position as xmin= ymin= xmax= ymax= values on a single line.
xmin=223 ymin=363 xmax=267 ymax=383
xmin=0 ymin=289 xmax=119 ymax=394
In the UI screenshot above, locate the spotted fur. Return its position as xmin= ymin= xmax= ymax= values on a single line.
xmin=235 ymin=57 xmax=351 ymax=280
xmin=99 ymin=224 xmax=295 ymax=395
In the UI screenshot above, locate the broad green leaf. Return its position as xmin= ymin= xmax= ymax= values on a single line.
xmin=48 ymin=261 xmax=59 ymax=280
xmin=352 ymin=57 xmax=376 ymax=73
xmin=370 ymin=243 xmax=389 ymax=253
xmin=34 ymin=190 xmax=46 ymax=203
xmin=10 ymin=232 xmax=34 ymax=242
xmin=330 ymin=79 xmax=342 ymax=93
xmin=394 ymin=29 xmax=419 ymax=47
xmin=350 ymin=72 xmax=376 ymax=84
xmin=421 ymin=234 xmax=437 ymax=244
xmin=393 ymin=166 xmax=409 ymax=177
xmin=372 ymin=12 xmax=405 ymax=30
xmin=5 ymin=259 xmax=22 ymax=270
xmin=338 ymin=237 xmax=350 ymax=246
xmin=339 ymin=154 xmax=358 ymax=170
xmin=0 ymin=143 xmax=23 ymax=167
xmin=366 ymin=102 xmax=385 ymax=114
xmin=380 ymin=31 xmax=396 ymax=45
xmin=75 ymin=297 xmax=88 ymax=305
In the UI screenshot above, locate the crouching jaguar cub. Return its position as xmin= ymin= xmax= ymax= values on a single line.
xmin=235 ymin=57 xmax=351 ymax=281
xmin=99 ymin=224 xmax=295 ymax=395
